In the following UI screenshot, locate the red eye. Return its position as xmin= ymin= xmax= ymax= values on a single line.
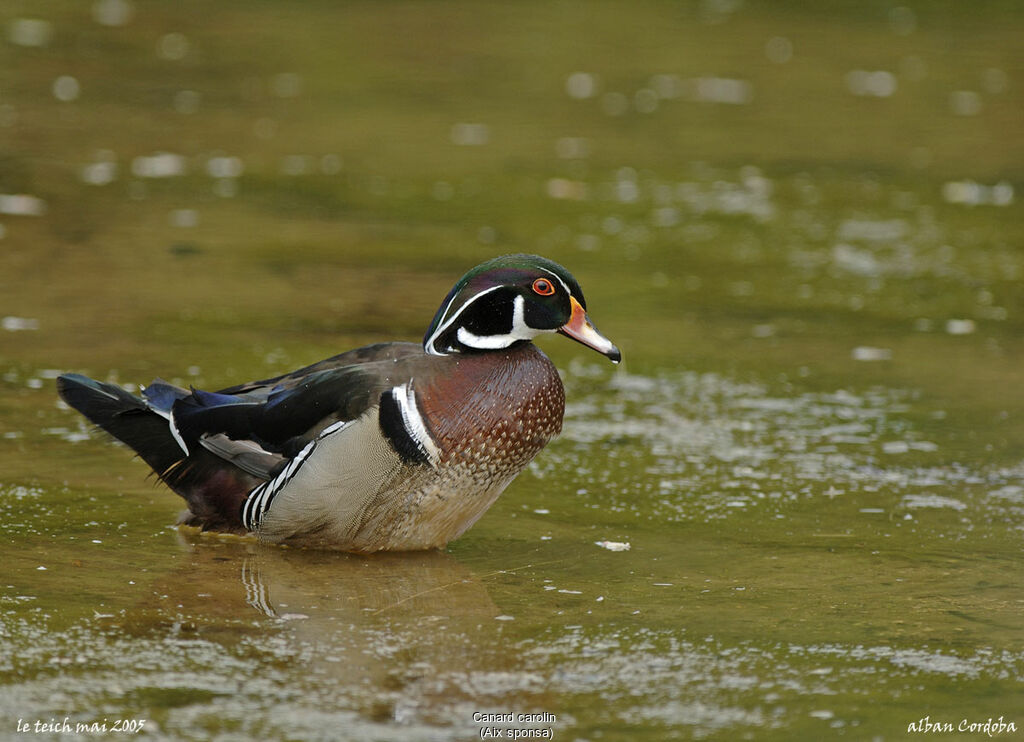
xmin=532 ymin=278 xmax=555 ymax=296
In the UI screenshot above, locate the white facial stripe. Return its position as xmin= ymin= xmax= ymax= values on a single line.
xmin=455 ymin=294 xmax=546 ymax=350
xmin=424 ymin=284 xmax=503 ymax=356
xmin=426 ymin=268 xmax=576 ymax=355
xmin=535 ymin=266 xmax=573 ymax=297
xmin=396 ymin=381 xmax=440 ymax=466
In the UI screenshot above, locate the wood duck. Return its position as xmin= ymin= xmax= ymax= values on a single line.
xmin=57 ymin=254 xmax=620 ymax=552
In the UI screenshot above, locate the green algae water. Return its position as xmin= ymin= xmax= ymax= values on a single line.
xmin=1 ymin=2 xmax=1022 ymax=740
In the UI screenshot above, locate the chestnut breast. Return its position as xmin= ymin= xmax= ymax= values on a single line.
xmin=416 ymin=344 xmax=565 ymax=476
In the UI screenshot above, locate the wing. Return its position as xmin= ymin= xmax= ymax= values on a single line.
xmin=216 ymin=342 xmax=423 ymax=396
xmin=162 ymin=365 xmax=378 ymax=461
xmin=146 ymin=342 xmax=425 ymax=473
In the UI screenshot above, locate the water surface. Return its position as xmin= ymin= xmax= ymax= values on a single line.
xmin=1 ymin=2 xmax=1022 ymax=740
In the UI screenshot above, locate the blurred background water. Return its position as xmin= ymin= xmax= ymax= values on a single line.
xmin=1 ymin=1 xmax=1022 ymax=740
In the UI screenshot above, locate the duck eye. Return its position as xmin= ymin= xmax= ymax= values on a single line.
xmin=532 ymin=278 xmax=555 ymax=296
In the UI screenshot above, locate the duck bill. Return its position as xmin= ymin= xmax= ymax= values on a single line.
xmin=559 ymin=297 xmax=622 ymax=363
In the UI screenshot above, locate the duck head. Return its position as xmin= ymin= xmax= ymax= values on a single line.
xmin=423 ymin=254 xmax=621 ymax=363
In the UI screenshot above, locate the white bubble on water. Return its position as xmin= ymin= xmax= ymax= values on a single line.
xmin=900 ymin=494 xmax=966 ymax=511
xmin=945 ymin=319 xmax=975 ymax=335
xmin=556 ymin=137 xmax=590 ymax=159
xmin=601 ymin=216 xmax=623 ymax=235
xmin=651 ymin=207 xmax=680 ymax=228
xmin=900 ymin=56 xmax=927 ymax=82
xmin=131 ymin=152 xmax=185 ymax=178
xmin=280 ymin=155 xmax=311 ymax=176
xmin=0 ymin=194 xmax=46 ymax=216
xmin=981 ymin=67 xmax=1008 ymax=94
xmin=650 ymin=74 xmax=683 ymax=99
xmin=949 ymin=90 xmax=981 ymax=116
xmin=3 ymin=316 xmax=40 ymax=332
xmin=80 ymin=160 xmax=117 ymax=186
xmin=450 ymin=122 xmax=490 ymax=146
xmin=837 ymin=218 xmax=906 ymax=242
xmin=206 ymin=156 xmax=243 ymax=179
xmin=320 ymin=154 xmax=342 ymax=174
xmin=566 ymin=72 xmax=598 ymax=99
xmin=687 ymin=77 xmax=753 ymax=104
xmin=92 ymin=0 xmax=133 ymax=27
xmin=271 ymin=73 xmax=302 ymax=98
xmin=157 ymin=32 xmax=190 ymax=61
xmin=988 ymin=485 xmax=1024 ymax=503
xmin=174 ymin=90 xmax=200 ymax=114
xmin=8 ymin=18 xmax=53 ymax=47
xmin=431 ymin=181 xmax=454 ymax=201
xmin=851 ymin=347 xmax=892 ymax=362
xmin=79 ymin=149 xmax=117 ymax=185
xmin=942 ymin=180 xmax=1013 ymax=207
xmin=601 ymin=92 xmax=629 ymax=116
xmin=545 ymin=178 xmax=587 ymax=201
xmin=253 ymin=118 xmax=277 ymax=140
xmin=169 ymin=209 xmax=199 ymax=228
xmin=991 ymin=182 xmax=1014 ymax=205
xmin=634 ymin=88 xmax=659 ymax=114
xmin=765 ymin=36 xmax=792 ymax=64
xmin=888 ymin=6 xmax=917 ymax=35
xmin=846 ymin=70 xmax=897 ymax=98
xmin=53 ymin=76 xmax=81 ymax=102
xmin=477 ymin=226 xmax=496 ymax=245
xmin=614 ymin=179 xmax=639 ymax=204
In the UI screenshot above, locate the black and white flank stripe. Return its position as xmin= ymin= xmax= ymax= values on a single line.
xmin=240 ymin=419 xmax=350 ymax=531
xmin=378 ymin=381 xmax=441 ymax=467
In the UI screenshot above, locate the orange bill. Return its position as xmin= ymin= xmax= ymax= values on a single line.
xmin=558 ymin=296 xmax=621 ymax=363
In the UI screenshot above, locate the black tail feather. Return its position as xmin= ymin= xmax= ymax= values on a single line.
xmin=57 ymin=373 xmax=259 ymax=530
xmin=57 ymin=373 xmax=184 ymax=477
